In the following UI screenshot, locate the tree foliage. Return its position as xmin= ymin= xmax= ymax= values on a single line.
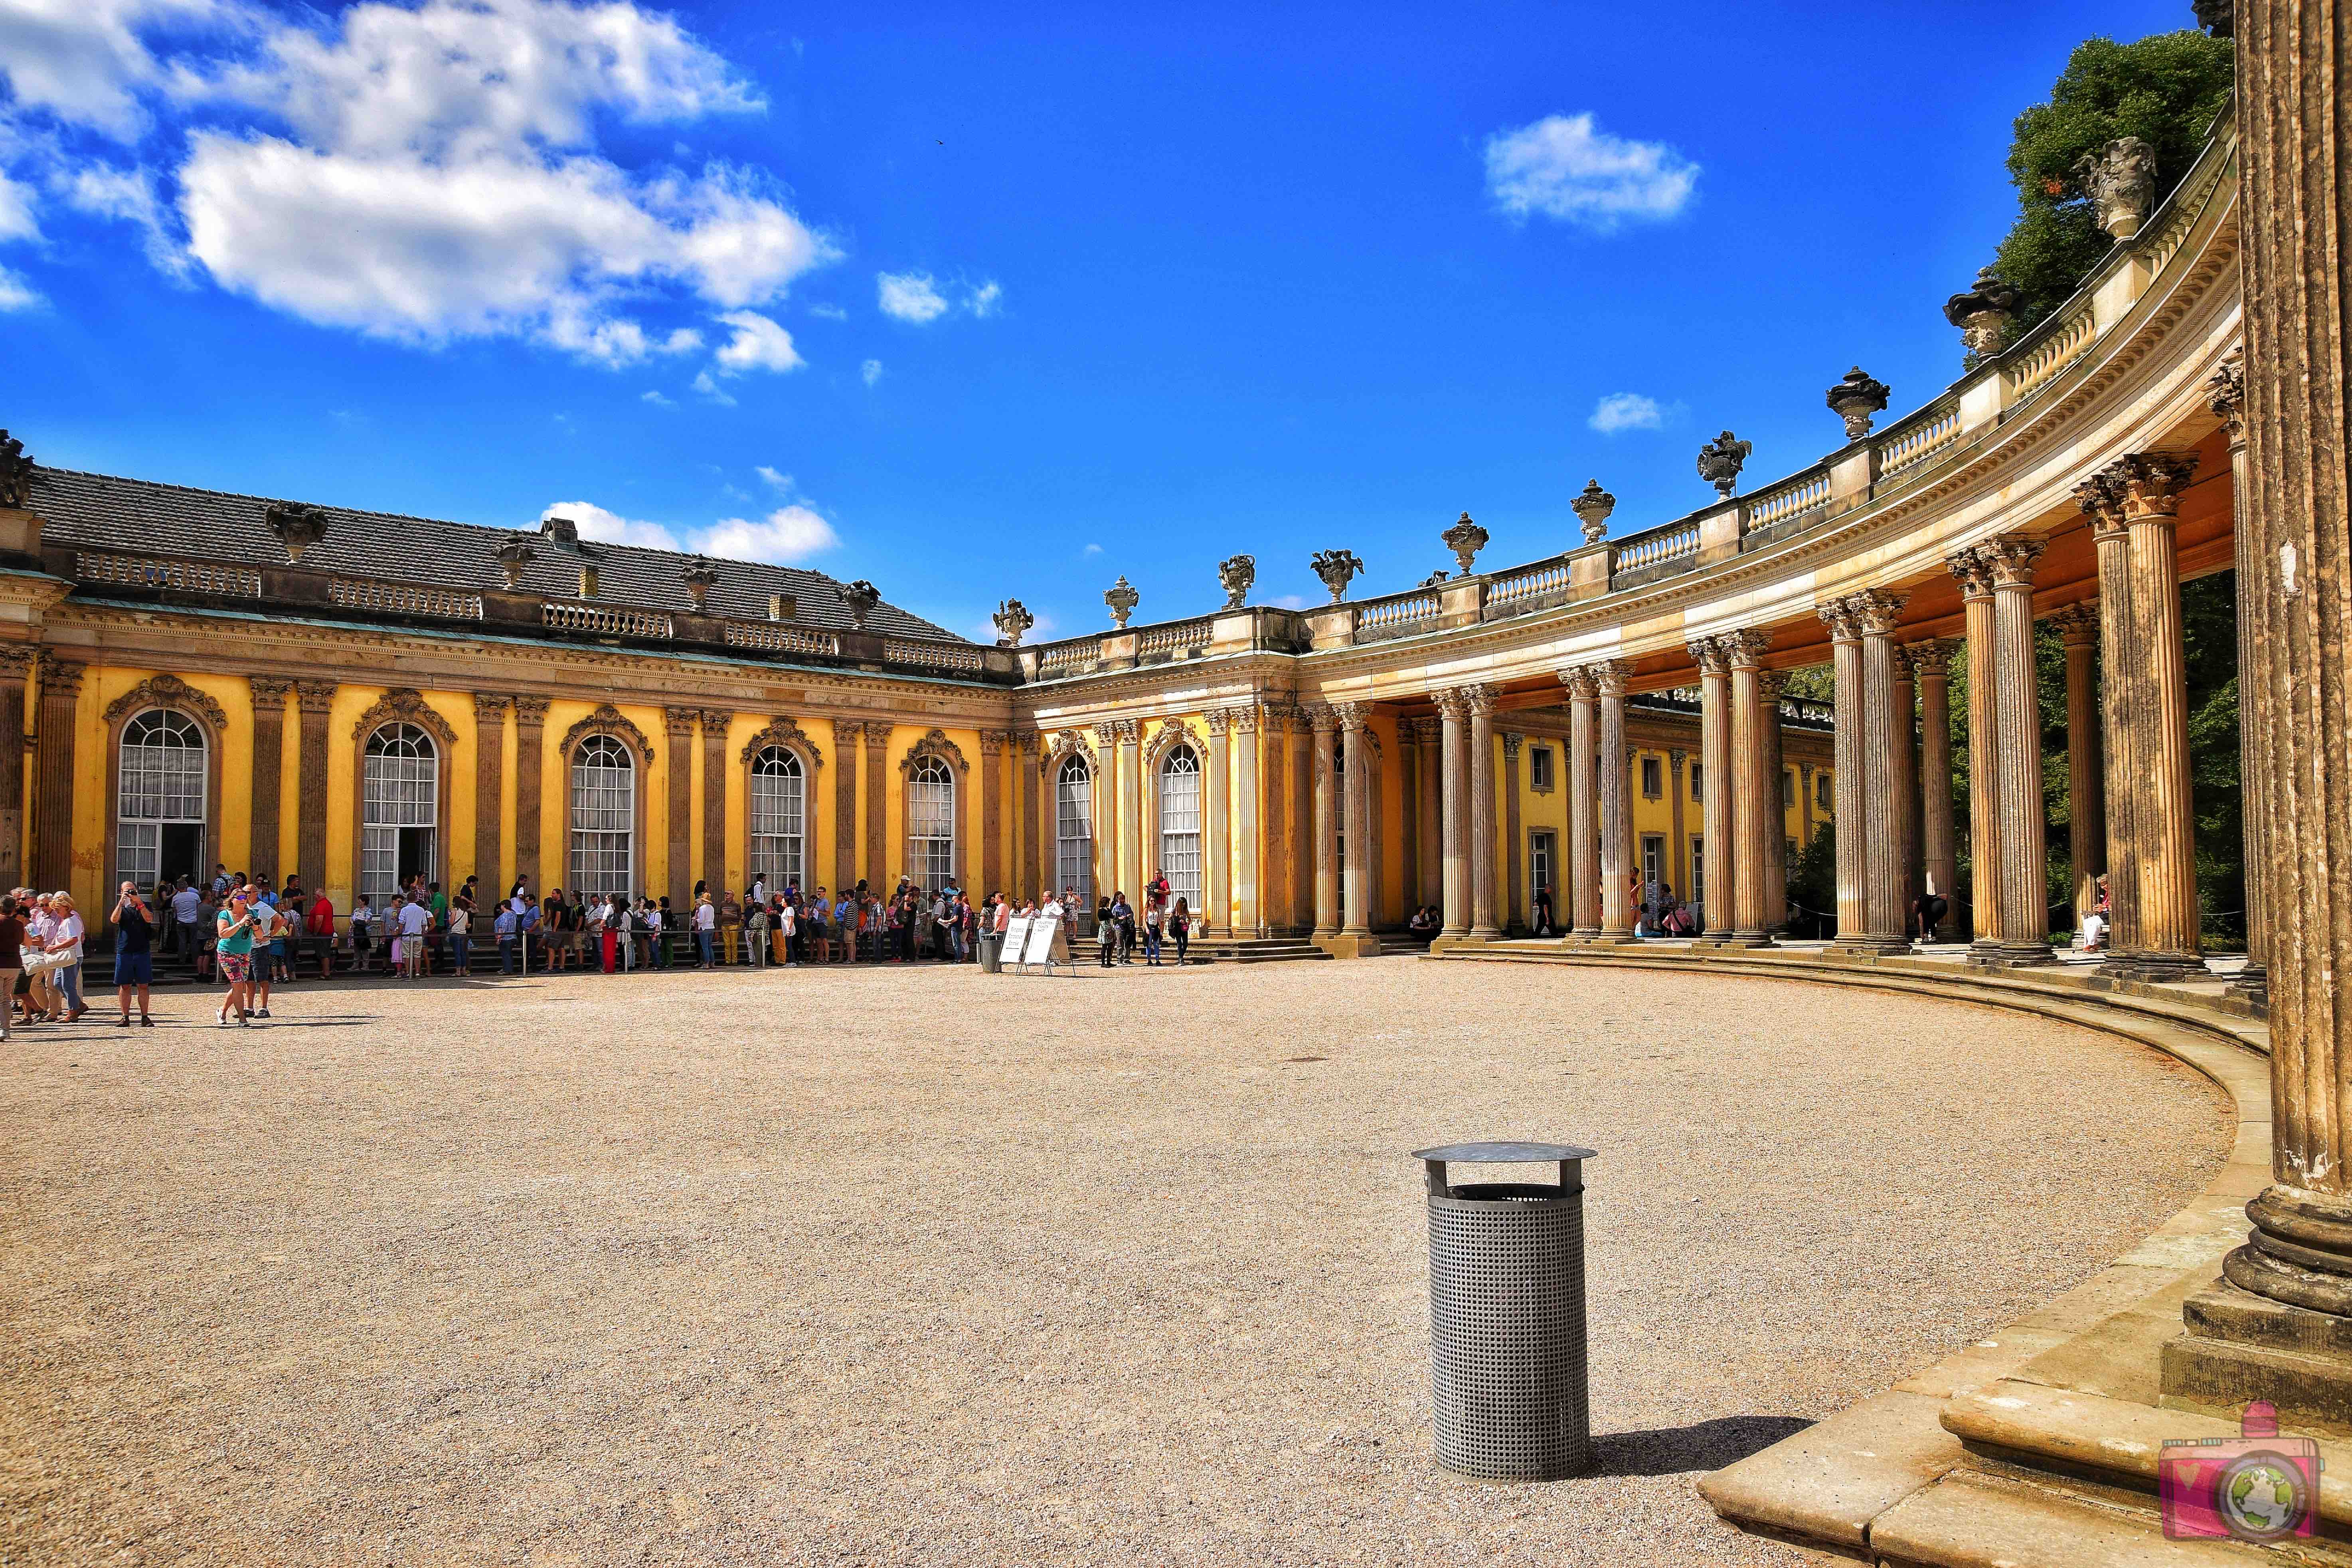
xmin=1984 ymin=31 xmax=2234 ymax=342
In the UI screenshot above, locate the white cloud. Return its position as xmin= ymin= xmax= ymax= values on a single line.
xmin=542 ymin=500 xmax=681 ymax=551
xmin=755 ymin=465 xmax=790 ymax=490
xmin=1485 ymin=112 xmax=1698 ymax=231
xmin=966 ymin=278 xmax=1001 ymax=317
xmin=1589 ymin=392 xmax=1666 ymax=433
xmin=3 ymin=0 xmax=839 ymax=364
xmin=859 ymin=357 xmax=882 ymax=387
xmin=641 ymin=389 xmax=673 ymax=406
xmin=0 ymin=264 xmax=42 ymax=310
xmin=1269 ymin=593 xmax=1310 ymax=610
xmin=876 ymin=269 xmax=948 ymax=324
xmin=806 ymin=301 xmax=845 ymax=320
xmin=1081 ymin=542 xmax=1102 ymax=556
xmin=0 ymin=172 xmax=40 ymax=243
xmin=691 ymin=369 xmax=735 ymax=405
xmin=700 ymin=503 xmax=838 ymax=564
xmin=710 ymin=308 xmax=801 ymax=373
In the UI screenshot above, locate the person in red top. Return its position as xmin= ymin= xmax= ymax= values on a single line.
xmin=307 ymin=890 xmax=336 ymax=979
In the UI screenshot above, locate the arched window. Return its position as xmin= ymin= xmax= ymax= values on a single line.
xmin=117 ymin=708 xmax=206 ymax=890
xmin=1158 ymin=743 xmax=1203 ymax=911
xmin=570 ymin=734 xmax=636 ymax=897
xmin=1055 ymin=754 xmax=1093 ymax=905
xmin=358 ymin=723 xmax=439 ymax=901
xmin=907 ymin=753 xmax=955 ymax=890
xmin=749 ymin=746 xmax=805 ymax=889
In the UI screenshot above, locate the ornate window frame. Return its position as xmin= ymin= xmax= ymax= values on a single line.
xmin=348 ymin=688 xmax=458 ymax=898
xmin=561 ymin=704 xmax=654 ymax=898
xmin=102 ymin=673 xmax=228 ymax=896
xmin=739 ymin=716 xmax=824 ymax=890
xmin=897 ymin=728 xmax=968 ymax=888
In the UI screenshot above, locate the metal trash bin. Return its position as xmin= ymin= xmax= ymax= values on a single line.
xmin=1412 ymin=1140 xmax=1595 ymax=1480
xmin=979 ymin=929 xmax=1003 ymax=973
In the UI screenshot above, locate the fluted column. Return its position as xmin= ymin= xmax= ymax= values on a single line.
xmin=863 ymin=723 xmax=889 ymax=888
xmin=0 ymin=647 xmax=30 ymax=891
xmin=1596 ymin=663 xmax=1633 ymax=939
xmin=473 ymin=694 xmax=508 ymax=892
xmin=2160 ymin=0 xmax=2352 ymax=1425
xmin=1335 ymin=702 xmax=1380 ymax=956
xmin=2210 ymin=355 xmax=2266 ymax=1001
xmin=1397 ymin=719 xmax=1421 ymax=915
xmin=1310 ymin=705 xmax=1339 ymax=939
xmin=1725 ymin=629 xmax=1775 ymax=945
xmin=980 ymin=729 xmax=1007 ymax=898
xmin=1117 ymin=720 xmax=1142 ymax=901
xmin=1668 ymin=747 xmax=1689 ymax=899
xmin=832 ymin=719 xmax=862 ymax=893
xmin=1414 ymin=719 xmax=1441 ymax=915
xmin=1561 ymin=667 xmax=1601 ymax=937
xmin=2080 ymin=484 xmax=2144 ymax=970
xmin=1857 ymin=591 xmax=1913 ymax=949
xmin=2050 ymin=605 xmax=2106 ymax=931
xmin=1688 ymin=637 xmax=1736 ymax=937
xmin=1234 ymin=707 xmax=1262 ymax=936
xmin=31 ymin=654 xmax=81 ymax=894
xmin=1986 ymin=539 xmax=2053 ymax=964
xmin=1913 ymin=643 xmax=1959 ymax=917
xmin=1092 ymin=723 xmax=1119 ymax=905
xmin=1501 ymin=731 xmax=1524 ymax=932
xmin=1287 ymin=708 xmax=1313 ymax=933
xmin=1822 ymin=605 xmax=1864 ymax=941
xmin=1951 ymin=549 xmax=2003 ymax=951
xmin=1467 ymin=684 xmax=1500 ymax=940
xmin=1758 ymin=669 xmax=1789 ymax=936
xmin=294 ymin=681 xmax=335 ymax=891
xmin=511 ymin=696 xmax=547 ymax=893
xmin=1018 ymin=732 xmax=1041 ymax=901
xmin=662 ymin=708 xmax=696 ymax=906
xmin=700 ymin=709 xmax=729 ymax=898
xmin=1203 ymin=710 xmax=1231 ymax=935
xmin=1436 ymin=690 xmax=1469 ymax=939
xmin=2120 ymin=455 xmax=2205 ymax=977
xmin=249 ymin=676 xmax=290 ymax=890
xmin=1889 ymin=651 xmax=1919 ymax=922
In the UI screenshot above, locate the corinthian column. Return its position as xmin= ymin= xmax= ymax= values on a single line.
xmin=1889 ymin=648 xmax=1919 ymax=923
xmin=1820 ymin=602 xmax=1864 ymax=944
xmin=1117 ymin=718 xmax=1142 ymax=902
xmin=1204 ymin=710 xmax=1232 ymax=936
xmin=863 ymin=723 xmax=890 ymax=888
xmin=2050 ymin=604 xmax=2106 ymax=932
xmin=0 ymin=646 xmax=30 ymax=891
xmin=1985 ymin=538 xmax=2053 ymax=965
xmin=474 ymin=694 xmax=509 ymax=892
xmin=32 ymin=654 xmax=82 ymax=894
xmin=2119 ymin=453 xmax=2205 ymax=978
xmin=294 ymin=681 xmax=336 ymax=891
xmin=1309 ymin=705 xmax=1339 ymax=940
xmin=1724 ymin=628 xmax=1775 ymax=946
xmin=1466 ymin=684 xmax=1500 ymax=940
xmin=1913 ymin=642 xmax=1959 ymax=921
xmin=1561 ymin=667 xmax=1601 ymax=938
xmin=1413 ymin=718 xmax=1441 ymax=919
xmin=1595 ymin=662 xmax=1634 ymax=940
xmin=1758 ymin=669 xmax=1789 ymax=937
xmin=1951 ymin=548 xmax=2003 ymax=952
xmin=2210 ymin=352 xmax=2266 ymax=1002
xmin=1436 ymin=689 xmax=1469 ymax=940
xmin=980 ymin=728 xmax=1007 ymax=898
xmin=1233 ymin=707 xmax=1261 ymax=936
xmin=512 ymin=696 xmax=547 ymax=893
xmin=700 ymin=709 xmax=730 ymax=899
xmin=1334 ymin=702 xmax=1381 ymax=957
xmin=2079 ymin=480 xmax=2143 ymax=970
xmin=832 ymin=719 xmax=862 ymax=893
xmin=1856 ymin=590 xmax=1914 ymax=950
xmin=1688 ymin=636 xmax=1736 ymax=939
xmin=249 ymin=676 xmax=291 ymax=890
xmin=2160 ymin=0 xmax=2352 ymax=1429
xmin=663 ymin=707 xmax=696 ymax=908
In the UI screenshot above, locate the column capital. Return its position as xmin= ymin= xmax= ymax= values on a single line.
xmin=1945 ymin=545 xmax=1999 ymax=599
xmin=1721 ymin=627 xmax=1773 ymax=669
xmin=1685 ymin=635 xmax=1730 ymax=675
xmin=294 ymin=679 xmax=338 ymax=716
xmin=832 ymin=717 xmax=864 ymax=747
xmin=2048 ymin=601 xmax=2099 ymax=647
xmin=1332 ymin=701 xmax=1371 ymax=732
xmin=1816 ymin=596 xmax=1862 ymax=642
xmin=1852 ymin=588 xmax=1909 ymax=635
xmin=1669 ymin=747 xmax=1688 ymax=767
xmin=979 ymin=728 xmax=1010 ymax=757
xmin=1238 ymin=704 xmax=1271 ymax=735
xmin=1985 ymin=536 xmax=2046 ymax=589
xmin=249 ymin=674 xmax=293 ymax=710
xmin=511 ymin=694 xmax=550 ymax=726
xmin=1558 ymin=665 xmax=1599 ymax=701
xmin=1463 ymin=682 xmax=1499 ymax=718
xmin=2073 ymin=471 xmax=2130 ymax=540
xmin=862 ymin=720 xmax=893 ymax=745
xmin=34 ymin=653 xmax=83 ymax=698
xmin=1306 ymin=702 xmax=1337 ymax=735
xmin=1902 ymin=637 xmax=1961 ymax=680
xmin=1112 ymin=718 xmax=1141 ymax=744
xmin=1018 ymin=729 xmax=1040 ymax=755
xmin=1756 ymin=668 xmax=1790 ymax=702
xmin=0 ymin=645 xmax=33 ymax=677
xmin=1433 ymin=688 xmax=1467 ymax=720
xmin=1503 ymin=730 xmax=1525 ymax=759
xmin=1592 ymin=660 xmax=1630 ymax=697
xmin=2205 ymin=348 xmax=2245 ymax=441
xmin=699 ymin=708 xmax=732 ymax=735
xmin=2110 ymin=451 xmax=2200 ymax=521
xmin=1204 ymin=708 xmax=1233 ymax=736
xmin=473 ymin=692 xmax=512 ymax=720
xmin=1094 ymin=721 xmax=1120 ymax=745
xmin=663 ymin=706 xmax=699 ymax=738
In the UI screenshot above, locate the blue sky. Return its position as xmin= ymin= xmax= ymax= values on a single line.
xmin=0 ymin=0 xmax=2207 ymax=641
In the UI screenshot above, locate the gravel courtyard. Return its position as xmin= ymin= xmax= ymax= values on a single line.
xmin=0 ymin=956 xmax=2230 ymax=1566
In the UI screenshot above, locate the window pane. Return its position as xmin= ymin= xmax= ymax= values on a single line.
xmin=1157 ymin=746 xmax=1202 ymax=910
xmin=569 ymin=736 xmax=636 ymax=897
xmin=1055 ymin=756 xmax=1093 ymax=904
xmin=749 ymin=747 xmax=804 ymax=888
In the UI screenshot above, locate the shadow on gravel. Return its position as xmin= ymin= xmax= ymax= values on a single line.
xmin=1588 ymin=1414 xmax=1814 ymax=1476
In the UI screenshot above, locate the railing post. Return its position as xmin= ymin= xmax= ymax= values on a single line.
xmin=1695 ymin=501 xmax=1746 ymax=566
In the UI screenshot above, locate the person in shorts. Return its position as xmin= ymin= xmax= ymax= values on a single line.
xmin=397 ymin=893 xmax=430 ymax=978
xmin=110 ymin=880 xmax=155 ymax=1027
xmin=215 ymin=891 xmax=258 ymax=1026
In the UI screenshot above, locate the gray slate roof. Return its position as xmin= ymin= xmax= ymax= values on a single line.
xmin=30 ymin=467 xmax=963 ymax=642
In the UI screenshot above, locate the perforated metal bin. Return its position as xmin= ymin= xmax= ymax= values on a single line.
xmin=1413 ymin=1141 xmax=1596 ymax=1481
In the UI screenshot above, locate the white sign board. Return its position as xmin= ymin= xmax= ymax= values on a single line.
xmin=1021 ymin=914 xmax=1060 ymax=968
xmin=1001 ymin=916 xmax=1031 ymax=970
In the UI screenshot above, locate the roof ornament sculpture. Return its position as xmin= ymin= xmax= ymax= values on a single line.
xmin=992 ymin=598 xmax=1034 ymax=646
xmin=1104 ymin=575 xmax=1140 ymax=628
xmin=0 ymin=430 xmax=32 ymax=509
xmin=2075 ymin=136 xmax=2160 ymax=239
xmin=840 ymin=579 xmax=880 ymax=629
xmin=1217 ymin=554 xmax=1255 ymax=609
xmin=1441 ymin=511 xmax=1488 ymax=576
xmin=1825 ymin=368 xmax=1891 ymax=441
xmin=494 ymin=537 xmax=536 ymax=588
xmin=262 ymin=501 xmax=329 ymax=563
xmin=1310 ymin=548 xmax=1364 ymax=602
xmin=1421 ymin=569 xmax=1450 ymax=587
xmin=1570 ymin=479 xmax=1615 ymax=545
xmin=2192 ymin=0 xmax=2232 ymax=38
xmin=1695 ymin=431 xmax=1753 ymax=497
xmin=1943 ymin=267 xmax=2021 ymax=358
xmin=680 ymin=565 xmax=717 ymax=611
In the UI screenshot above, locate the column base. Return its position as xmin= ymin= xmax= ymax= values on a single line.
xmin=1317 ymin=930 xmax=1384 ymax=959
xmin=1825 ymin=934 xmax=1913 ymax=957
xmin=2234 ymin=961 xmax=2269 ymax=1006
xmin=1564 ymin=925 xmax=1603 ymax=944
xmin=1968 ymin=941 xmax=2058 ymax=968
xmin=1469 ymin=925 xmax=1501 ymax=941
xmin=1428 ymin=931 xmax=1479 ymax=953
xmin=2163 ymin=1270 xmax=2352 ymax=1440
xmin=2101 ymin=949 xmax=2208 ymax=983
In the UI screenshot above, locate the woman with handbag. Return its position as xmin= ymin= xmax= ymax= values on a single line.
xmin=44 ymin=892 xmax=87 ymax=1022
xmin=215 ymin=890 xmax=259 ymax=1027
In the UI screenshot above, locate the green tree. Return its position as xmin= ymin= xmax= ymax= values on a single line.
xmin=1984 ymin=31 xmax=2234 ymax=344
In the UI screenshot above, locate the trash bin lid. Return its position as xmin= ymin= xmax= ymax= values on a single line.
xmin=1411 ymin=1141 xmax=1597 ymax=1164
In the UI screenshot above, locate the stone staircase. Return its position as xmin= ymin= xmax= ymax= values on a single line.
xmin=1062 ymin=931 xmax=1336 ymax=965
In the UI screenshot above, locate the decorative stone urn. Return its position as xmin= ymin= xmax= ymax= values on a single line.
xmin=1310 ymin=549 xmax=1364 ymax=603
xmin=494 ymin=538 xmax=536 ymax=589
xmin=0 ymin=431 xmax=32 ymax=508
xmin=1218 ymin=554 xmax=1255 ymax=609
xmin=1825 ymin=367 xmax=1891 ymax=440
xmin=1943 ymin=268 xmax=2021 ymax=358
xmin=1695 ymin=431 xmax=1753 ymax=497
xmin=264 ymin=501 xmax=329 ymax=563
xmin=840 ymin=579 xmax=881 ymax=629
xmin=1104 ymin=575 xmax=1139 ymax=627
xmin=2075 ymin=136 xmax=2160 ymax=239
xmin=992 ymin=597 xmax=1034 ymax=645
xmin=681 ymin=566 xmax=717 ymax=611
xmin=1570 ymin=479 xmax=1615 ymax=545
xmin=1441 ymin=511 xmax=1488 ymax=576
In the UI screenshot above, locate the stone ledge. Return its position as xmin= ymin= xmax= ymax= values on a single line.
xmin=1868 ymin=1468 xmax=2275 ymax=1567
